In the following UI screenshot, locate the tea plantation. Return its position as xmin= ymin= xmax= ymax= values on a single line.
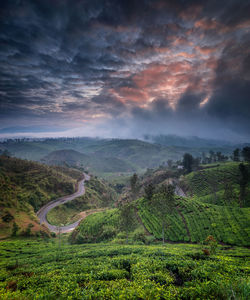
xmin=0 ymin=239 xmax=249 ymax=299
xmin=138 ymin=197 xmax=250 ymax=246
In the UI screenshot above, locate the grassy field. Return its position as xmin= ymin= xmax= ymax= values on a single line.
xmin=0 ymin=238 xmax=249 ymax=299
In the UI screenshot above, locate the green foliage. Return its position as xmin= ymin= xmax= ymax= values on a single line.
xmin=1 ymin=137 xmax=231 ymax=172
xmin=183 ymin=162 xmax=250 ymax=207
xmin=150 ymin=184 xmax=175 ymax=243
xmin=202 ymin=235 xmax=218 ymax=255
xmin=144 ymin=183 xmax=155 ymax=201
xmin=119 ymin=202 xmax=137 ymax=242
xmin=242 ymin=146 xmax=250 ymax=162
xmin=138 ymin=197 xmax=250 ymax=246
xmin=0 ymin=239 xmax=249 ymax=299
xmin=0 ymin=155 xmax=83 ymax=238
xmin=70 ymin=209 xmax=120 ymax=243
xmin=233 ymin=148 xmax=240 ymax=161
xmin=239 ymin=163 xmax=249 ymax=206
xmin=2 ymin=211 xmax=14 ymax=222
xmin=11 ymin=222 xmax=19 ymax=236
xmin=47 ymin=176 xmax=117 ymax=226
xmin=41 ymin=149 xmax=135 ymax=174
xmin=183 ymin=153 xmax=194 ymax=173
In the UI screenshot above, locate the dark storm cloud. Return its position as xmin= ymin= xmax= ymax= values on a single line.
xmin=0 ymin=0 xmax=250 ymax=140
xmin=204 ymin=80 xmax=250 ymax=131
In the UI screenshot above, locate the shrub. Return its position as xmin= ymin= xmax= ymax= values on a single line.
xmin=132 ymin=227 xmax=147 ymax=244
xmin=2 ymin=211 xmax=14 ymax=222
xmin=202 ymin=235 xmax=218 ymax=255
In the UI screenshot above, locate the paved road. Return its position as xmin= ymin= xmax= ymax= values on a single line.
xmin=37 ymin=173 xmax=90 ymax=233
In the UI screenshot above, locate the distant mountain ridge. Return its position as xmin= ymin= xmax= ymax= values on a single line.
xmin=144 ymin=134 xmax=234 ymax=148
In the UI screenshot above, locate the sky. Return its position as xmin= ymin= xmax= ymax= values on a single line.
xmin=0 ymin=0 xmax=250 ymax=141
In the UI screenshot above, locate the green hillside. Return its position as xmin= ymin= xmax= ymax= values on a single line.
xmin=41 ymin=149 xmax=135 ymax=174
xmin=182 ymin=162 xmax=250 ymax=206
xmin=138 ymin=197 xmax=249 ymax=246
xmin=0 ymin=155 xmax=83 ymax=238
xmin=72 ymin=162 xmax=250 ymax=247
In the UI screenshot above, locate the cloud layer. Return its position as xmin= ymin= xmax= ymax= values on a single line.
xmin=0 ymin=0 xmax=250 ymax=140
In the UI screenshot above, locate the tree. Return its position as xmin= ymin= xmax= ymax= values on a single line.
xmin=209 ymin=150 xmax=215 ymax=163
xmin=202 ymin=152 xmax=206 ymax=163
xmin=223 ymin=181 xmax=235 ymax=204
xmin=144 ymin=183 xmax=155 ymax=202
xmin=216 ymin=152 xmax=223 ymax=162
xmin=233 ymin=148 xmax=240 ymax=162
xmin=167 ymin=159 xmax=173 ymax=168
xmin=239 ymin=163 xmax=249 ymax=206
xmin=130 ymin=173 xmax=139 ymax=198
xmin=183 ymin=153 xmax=193 ymax=173
xmin=152 ymin=184 xmax=175 ymax=244
xmin=119 ymin=202 xmax=136 ymax=243
xmin=12 ymin=222 xmax=19 ymax=236
xmin=242 ymin=147 xmax=250 ymax=162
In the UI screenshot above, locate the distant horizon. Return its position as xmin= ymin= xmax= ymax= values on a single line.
xmin=0 ymin=129 xmax=249 ymax=145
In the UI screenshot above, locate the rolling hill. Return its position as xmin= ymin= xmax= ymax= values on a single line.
xmin=0 ymin=137 xmax=237 ymax=172
xmin=41 ymin=149 xmax=135 ymax=173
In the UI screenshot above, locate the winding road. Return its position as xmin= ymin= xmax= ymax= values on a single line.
xmin=37 ymin=173 xmax=90 ymax=233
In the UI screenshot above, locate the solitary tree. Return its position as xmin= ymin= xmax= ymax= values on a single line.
xmin=239 ymin=163 xmax=249 ymax=206
xmin=233 ymin=148 xmax=240 ymax=162
xmin=119 ymin=202 xmax=136 ymax=243
xmin=183 ymin=153 xmax=194 ymax=173
xmin=130 ymin=173 xmax=139 ymax=199
xmin=223 ymin=181 xmax=235 ymax=204
xmin=242 ymin=147 xmax=250 ymax=162
xmin=152 ymin=184 xmax=175 ymax=244
xmin=209 ymin=150 xmax=216 ymax=163
xmin=167 ymin=159 xmax=173 ymax=168
xmin=11 ymin=222 xmax=19 ymax=236
xmin=216 ymin=152 xmax=223 ymax=162
xmin=144 ymin=183 xmax=155 ymax=202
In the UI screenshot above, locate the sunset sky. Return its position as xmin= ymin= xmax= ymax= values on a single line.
xmin=0 ymin=0 xmax=250 ymax=141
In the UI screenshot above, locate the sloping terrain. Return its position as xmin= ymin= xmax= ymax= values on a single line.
xmin=182 ymin=162 xmax=250 ymax=206
xmin=41 ymin=149 xmax=135 ymax=173
xmin=46 ymin=176 xmax=117 ymax=226
xmin=72 ymin=162 xmax=250 ymax=246
xmin=0 ymin=155 xmax=83 ymax=238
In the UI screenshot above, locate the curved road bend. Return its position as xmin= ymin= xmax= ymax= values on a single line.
xmin=37 ymin=173 xmax=90 ymax=233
